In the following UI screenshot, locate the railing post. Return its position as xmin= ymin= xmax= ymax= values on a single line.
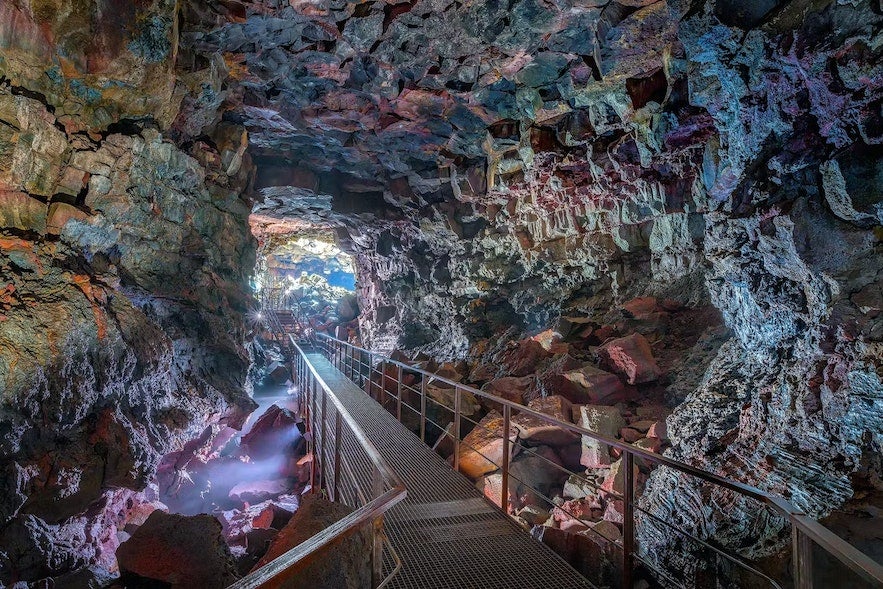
xmin=371 ymin=515 xmax=384 ymax=588
xmin=333 ymin=409 xmax=342 ymax=503
xmin=380 ymin=360 xmax=388 ymax=409
xmin=320 ymin=386 xmax=327 ymax=492
xmin=396 ymin=364 xmax=403 ymax=422
xmin=793 ymin=524 xmax=813 ymax=589
xmin=622 ymin=450 xmax=635 ymax=589
xmin=453 ymin=387 xmax=461 ymax=472
xmin=420 ymin=377 xmax=427 ymax=443
xmin=501 ymin=404 xmax=510 ymax=513
xmin=309 ymin=376 xmax=318 ymax=493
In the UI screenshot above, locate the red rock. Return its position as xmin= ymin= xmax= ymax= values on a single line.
xmin=628 ymin=419 xmax=655 ymax=433
xmin=458 ymin=410 xmax=520 ymax=478
xmin=598 ymin=333 xmax=662 ymax=384
xmin=511 ymin=395 xmax=578 ymax=446
xmin=545 ymin=364 xmax=630 ymax=404
xmin=620 ymin=296 xmax=659 ymax=318
xmin=117 ymin=512 xmax=239 ymax=588
xmin=481 ymin=375 xmax=534 ymax=405
xmin=619 ymin=427 xmax=643 ymax=443
xmin=252 ymin=494 xmax=370 ymax=589
xmin=647 ymin=420 xmax=667 ymax=439
xmin=499 ymin=338 xmax=553 ymax=376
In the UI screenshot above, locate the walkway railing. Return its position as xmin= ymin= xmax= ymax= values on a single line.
xmin=317 ymin=333 xmax=883 ymax=589
xmin=228 ymin=338 xmax=406 ymax=589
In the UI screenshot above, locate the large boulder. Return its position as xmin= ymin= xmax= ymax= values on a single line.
xmin=458 ymin=410 xmax=520 ymax=478
xmin=251 ymin=495 xmax=371 ymax=589
xmin=117 ymin=512 xmax=240 ymax=588
xmin=512 ymin=395 xmax=578 ymax=446
xmin=573 ymin=405 xmax=625 ymax=468
xmin=543 ymin=364 xmax=630 ymax=404
xmin=598 ymin=334 xmax=662 ymax=384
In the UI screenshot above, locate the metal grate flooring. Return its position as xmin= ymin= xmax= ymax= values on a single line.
xmin=306 ymin=352 xmax=597 ymax=589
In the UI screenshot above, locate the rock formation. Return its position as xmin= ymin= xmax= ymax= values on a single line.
xmin=0 ymin=0 xmax=882 ymax=585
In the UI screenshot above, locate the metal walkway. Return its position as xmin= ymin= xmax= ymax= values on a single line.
xmin=305 ymin=351 xmax=596 ymax=589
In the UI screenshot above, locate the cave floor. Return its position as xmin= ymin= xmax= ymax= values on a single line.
xmin=306 ymin=352 xmax=596 ymax=589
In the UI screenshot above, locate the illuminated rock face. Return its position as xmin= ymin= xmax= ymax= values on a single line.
xmin=0 ymin=2 xmax=256 ymax=583
xmin=0 ymin=0 xmax=882 ymax=584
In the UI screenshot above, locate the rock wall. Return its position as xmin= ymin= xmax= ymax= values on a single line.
xmin=187 ymin=0 xmax=883 ymax=579
xmin=0 ymin=2 xmax=257 ymax=583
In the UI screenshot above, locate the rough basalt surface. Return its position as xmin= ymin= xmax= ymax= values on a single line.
xmin=185 ymin=0 xmax=883 ymax=581
xmin=0 ymin=2 xmax=257 ymax=584
xmin=1 ymin=0 xmax=883 ymax=585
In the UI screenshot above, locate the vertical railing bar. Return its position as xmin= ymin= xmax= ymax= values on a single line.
xmin=396 ymin=364 xmax=403 ymax=422
xmin=320 ymin=385 xmax=328 ymax=493
xmin=501 ymin=404 xmax=510 ymax=514
xmin=622 ymin=450 xmax=635 ymax=589
xmin=793 ymin=524 xmax=813 ymax=589
xmin=371 ymin=515 xmax=384 ymax=588
xmin=380 ymin=360 xmax=388 ymax=410
xmin=334 ymin=410 xmax=342 ymax=502
xmin=419 ymin=376 xmax=427 ymax=443
xmin=453 ymin=387 xmax=461 ymax=472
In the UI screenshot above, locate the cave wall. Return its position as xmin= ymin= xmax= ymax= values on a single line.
xmin=0 ymin=0 xmax=881 ymax=583
xmin=0 ymin=1 xmax=257 ymax=582
xmin=187 ymin=0 xmax=883 ymax=572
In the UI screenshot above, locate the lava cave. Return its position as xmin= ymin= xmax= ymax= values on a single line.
xmin=0 ymin=0 xmax=882 ymax=588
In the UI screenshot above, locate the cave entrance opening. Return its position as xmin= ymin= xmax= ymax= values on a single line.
xmin=253 ymin=228 xmax=359 ymax=336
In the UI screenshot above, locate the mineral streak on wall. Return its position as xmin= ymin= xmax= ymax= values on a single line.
xmin=0 ymin=0 xmax=882 ymax=586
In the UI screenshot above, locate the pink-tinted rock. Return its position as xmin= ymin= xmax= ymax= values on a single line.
xmin=545 ymin=364 xmax=630 ymax=404
xmin=598 ymin=333 xmax=662 ymax=384
xmin=619 ymin=427 xmax=643 ymax=443
xmin=481 ymin=375 xmax=534 ymax=405
xmin=252 ymin=494 xmax=370 ymax=589
xmin=647 ymin=420 xmax=667 ymax=440
xmin=240 ymin=404 xmax=301 ymax=461
xmin=499 ymin=338 xmax=553 ymax=376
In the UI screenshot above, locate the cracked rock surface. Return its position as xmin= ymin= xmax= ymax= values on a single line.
xmin=1 ymin=0 xmax=883 ymax=585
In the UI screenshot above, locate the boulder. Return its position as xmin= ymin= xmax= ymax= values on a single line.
xmin=511 ymin=395 xmax=578 ymax=446
xmin=117 ymin=512 xmax=239 ymax=588
xmin=251 ymin=494 xmax=371 ymax=589
xmin=573 ymin=405 xmax=624 ymax=468
xmin=481 ymin=375 xmax=535 ymax=405
xmin=598 ymin=334 xmax=662 ymax=384
xmin=240 ymin=404 xmax=300 ymax=461
xmin=545 ymin=364 xmax=630 ymax=404
xmin=498 ymin=338 xmax=553 ymax=376
xmin=647 ymin=420 xmax=667 ymax=440
xmin=619 ymin=427 xmax=643 ymax=443
xmin=563 ymin=473 xmax=600 ymax=499
xmin=458 ymin=410 xmax=520 ymax=479
xmin=509 ymin=445 xmax=568 ymax=507
xmin=229 ymin=479 xmax=291 ymax=503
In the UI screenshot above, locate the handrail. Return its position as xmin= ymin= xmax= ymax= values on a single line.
xmin=317 ymin=332 xmax=883 ymax=589
xmin=228 ymin=337 xmax=406 ymax=589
